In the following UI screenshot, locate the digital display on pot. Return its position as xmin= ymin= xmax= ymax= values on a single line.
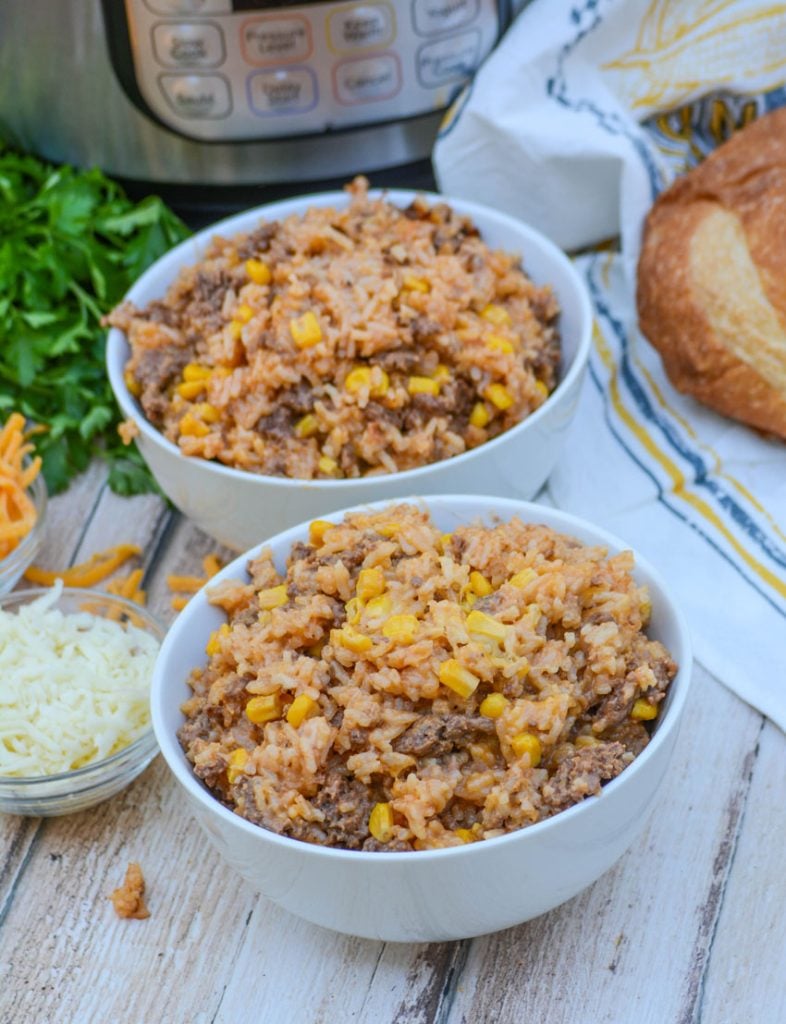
xmin=103 ymin=0 xmax=502 ymax=142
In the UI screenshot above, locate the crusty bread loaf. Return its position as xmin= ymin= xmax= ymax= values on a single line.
xmin=637 ymin=107 xmax=786 ymax=439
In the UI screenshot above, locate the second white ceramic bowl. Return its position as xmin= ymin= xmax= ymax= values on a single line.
xmin=107 ymin=190 xmax=592 ymax=551
xmin=151 ymin=495 xmax=692 ymax=942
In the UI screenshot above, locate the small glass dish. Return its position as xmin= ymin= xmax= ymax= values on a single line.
xmin=0 ymin=587 xmax=165 ymax=817
xmin=0 ymin=471 xmax=47 ymax=595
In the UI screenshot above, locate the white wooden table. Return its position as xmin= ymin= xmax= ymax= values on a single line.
xmin=1 ymin=466 xmax=784 ymax=1024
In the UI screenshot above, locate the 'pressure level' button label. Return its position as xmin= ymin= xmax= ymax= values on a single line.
xmin=241 ymin=16 xmax=312 ymax=65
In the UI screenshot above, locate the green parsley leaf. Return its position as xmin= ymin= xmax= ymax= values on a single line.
xmin=0 ymin=147 xmax=190 ymax=495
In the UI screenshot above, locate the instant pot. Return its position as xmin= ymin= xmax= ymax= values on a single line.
xmin=0 ymin=0 xmax=519 ymax=216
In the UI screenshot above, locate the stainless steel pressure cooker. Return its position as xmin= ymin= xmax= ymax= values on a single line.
xmin=0 ymin=0 xmax=516 ymax=192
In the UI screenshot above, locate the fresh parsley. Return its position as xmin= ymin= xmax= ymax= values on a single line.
xmin=0 ymin=148 xmax=190 ymax=494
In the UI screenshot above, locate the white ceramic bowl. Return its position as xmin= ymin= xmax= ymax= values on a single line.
xmin=151 ymin=495 xmax=692 ymax=942
xmin=107 ymin=190 xmax=592 ymax=551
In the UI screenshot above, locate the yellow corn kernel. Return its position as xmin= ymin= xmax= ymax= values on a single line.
xmin=382 ymin=614 xmax=418 ymax=644
xmin=344 ymin=366 xmax=372 ymax=393
xmin=365 ymin=593 xmax=392 ymax=619
xmin=466 ymin=610 xmax=507 ymax=642
xmin=403 ymin=274 xmax=430 ymax=293
xmin=371 ymin=368 xmax=391 ymax=396
xmin=124 ymin=370 xmax=141 ymax=397
xmin=509 ymin=568 xmax=537 ymax=588
xmin=357 ymin=567 xmax=386 ymax=602
xmin=469 ymin=402 xmax=490 ymax=428
xmin=334 ymin=625 xmax=373 ymax=653
xmin=486 ymin=334 xmax=514 ymax=354
xmin=479 ymin=692 xmax=509 ymax=718
xmin=640 ymin=597 xmax=652 ymax=623
xmin=206 ymin=622 xmax=230 ymax=656
xmin=345 ymin=597 xmax=363 ymax=626
xmin=455 ymin=828 xmax=477 ymax=844
xmin=179 ymin=412 xmax=210 ymax=437
xmin=183 ymin=363 xmax=212 ymax=382
xmin=535 ymin=379 xmax=549 ymax=398
xmin=485 ymin=383 xmax=514 ymax=411
xmin=438 ymin=659 xmax=480 ymax=698
xmin=574 ymin=735 xmax=600 ymax=748
xmin=258 ymin=584 xmax=288 ymax=610
xmin=194 ymin=402 xmax=219 ymax=423
xmin=368 ymin=802 xmax=394 ymax=842
xmin=230 ymin=320 xmax=243 ymax=341
xmin=246 ymin=694 xmax=281 ymax=724
xmin=176 ymin=379 xmax=208 ymax=399
xmin=226 ymin=747 xmax=248 ymax=784
xmin=290 ymin=311 xmax=322 ymax=347
xmin=294 ymin=413 xmax=319 ymax=438
xmin=469 ymin=571 xmax=493 ymax=597
xmin=309 ymin=519 xmax=333 ymax=546
xmin=631 ymin=699 xmax=658 ymax=721
xmin=245 ymin=258 xmax=271 ymax=285
xmin=318 ymin=455 xmax=339 ymax=475
xmin=287 ymin=694 xmax=317 ymax=728
xmin=462 ymin=592 xmax=478 ymax=610
xmin=511 ymin=732 xmax=542 ymax=766
xmin=440 ymin=533 xmax=453 ymax=550
xmin=376 ymin=522 xmax=400 ymax=538
xmin=236 ymin=303 xmax=254 ymax=324
xmin=408 ymin=376 xmax=440 ymax=396
xmin=432 ymin=364 xmax=451 ymax=384
xmin=481 ymin=303 xmax=512 ymax=327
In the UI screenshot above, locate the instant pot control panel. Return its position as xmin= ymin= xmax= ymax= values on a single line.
xmin=103 ymin=0 xmax=503 ymax=142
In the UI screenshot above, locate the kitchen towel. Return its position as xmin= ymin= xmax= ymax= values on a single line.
xmin=433 ymin=0 xmax=786 ymax=730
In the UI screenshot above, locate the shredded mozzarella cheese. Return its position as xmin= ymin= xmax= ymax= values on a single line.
xmin=0 ymin=583 xmax=159 ymax=777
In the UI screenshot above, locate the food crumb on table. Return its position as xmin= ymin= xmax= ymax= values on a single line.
xmin=109 ymin=862 xmax=150 ymax=920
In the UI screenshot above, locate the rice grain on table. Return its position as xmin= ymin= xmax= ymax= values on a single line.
xmin=109 ymin=178 xmax=560 ymax=479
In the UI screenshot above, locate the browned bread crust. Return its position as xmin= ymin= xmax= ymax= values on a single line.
xmin=637 ymin=107 xmax=786 ymax=439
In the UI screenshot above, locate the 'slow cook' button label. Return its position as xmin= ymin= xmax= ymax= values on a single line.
xmin=328 ymin=3 xmax=395 ymax=51
xmin=152 ymin=22 xmax=226 ymax=68
xmin=334 ymin=53 xmax=401 ymax=104
xmin=158 ymin=73 xmax=232 ymax=118
xmin=248 ymin=68 xmax=318 ymax=115
xmin=241 ymin=16 xmax=312 ymax=65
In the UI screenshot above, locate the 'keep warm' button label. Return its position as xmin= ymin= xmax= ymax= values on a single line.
xmin=334 ymin=53 xmax=401 ymax=104
xmin=328 ymin=3 xmax=395 ymax=51
xmin=247 ymin=68 xmax=318 ymax=115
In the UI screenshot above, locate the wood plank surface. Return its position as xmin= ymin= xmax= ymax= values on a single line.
xmin=1 ymin=472 xmax=784 ymax=1024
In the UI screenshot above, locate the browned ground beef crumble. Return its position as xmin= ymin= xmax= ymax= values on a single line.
xmin=178 ymin=505 xmax=677 ymax=852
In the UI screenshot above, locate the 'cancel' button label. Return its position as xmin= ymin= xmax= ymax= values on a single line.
xmin=248 ymin=68 xmax=318 ymax=115
xmin=334 ymin=53 xmax=401 ymax=104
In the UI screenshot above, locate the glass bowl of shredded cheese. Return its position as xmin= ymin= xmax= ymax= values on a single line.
xmin=0 ymin=584 xmax=164 ymax=816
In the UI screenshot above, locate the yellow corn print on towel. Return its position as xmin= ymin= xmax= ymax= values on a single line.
xmin=433 ymin=0 xmax=786 ymax=730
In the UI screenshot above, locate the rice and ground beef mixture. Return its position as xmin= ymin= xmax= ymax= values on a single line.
xmin=178 ymin=504 xmax=677 ymax=851
xmin=108 ymin=178 xmax=560 ymax=479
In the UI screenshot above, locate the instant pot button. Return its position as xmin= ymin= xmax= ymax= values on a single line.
xmin=247 ymin=68 xmax=318 ymax=116
xmin=416 ymin=30 xmax=480 ymax=87
xmin=327 ymin=3 xmax=395 ymax=52
xmin=333 ymin=53 xmax=401 ymax=104
xmin=152 ymin=22 xmax=226 ymax=68
xmin=412 ymin=0 xmax=479 ymax=37
xmin=241 ymin=16 xmax=312 ymax=65
xmin=145 ymin=0 xmax=231 ymax=13
xmin=158 ymin=74 xmax=232 ymax=118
